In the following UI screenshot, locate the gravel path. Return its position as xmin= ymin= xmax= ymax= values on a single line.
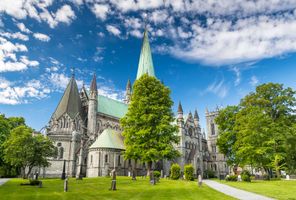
xmin=0 ymin=178 xmax=10 ymax=186
xmin=203 ymin=180 xmax=275 ymax=200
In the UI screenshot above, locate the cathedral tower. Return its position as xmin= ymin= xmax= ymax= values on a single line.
xmin=87 ymin=74 xmax=98 ymax=138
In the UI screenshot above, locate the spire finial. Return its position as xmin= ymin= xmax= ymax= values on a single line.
xmin=178 ymin=101 xmax=183 ymax=114
xmin=194 ymin=109 xmax=199 ymax=120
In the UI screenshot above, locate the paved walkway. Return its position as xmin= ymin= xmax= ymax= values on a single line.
xmin=0 ymin=178 xmax=10 ymax=186
xmin=203 ymin=180 xmax=275 ymax=200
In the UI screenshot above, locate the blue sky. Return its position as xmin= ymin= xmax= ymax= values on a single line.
xmin=1 ymin=0 xmax=296 ymax=132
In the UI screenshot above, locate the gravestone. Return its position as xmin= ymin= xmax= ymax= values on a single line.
xmin=64 ymin=177 xmax=68 ymax=192
xmin=110 ymin=169 xmax=116 ymax=190
xmin=61 ymin=160 xmax=66 ymax=180
xmin=38 ymin=181 xmax=42 ymax=188
xmin=150 ymin=170 xmax=155 ymax=185
xmin=238 ymin=175 xmax=242 ymax=182
xmin=286 ymin=174 xmax=290 ymax=180
xmin=198 ymin=174 xmax=202 ymax=187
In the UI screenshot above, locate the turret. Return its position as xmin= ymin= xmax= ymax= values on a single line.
xmin=177 ymin=101 xmax=183 ymax=120
xmin=87 ymin=73 xmax=98 ymax=138
xmin=124 ymin=79 xmax=131 ymax=104
xmin=194 ymin=109 xmax=199 ymax=127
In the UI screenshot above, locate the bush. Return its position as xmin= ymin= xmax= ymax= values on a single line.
xmin=204 ymin=169 xmax=216 ymax=179
xmin=170 ymin=163 xmax=181 ymax=180
xmin=184 ymin=164 xmax=194 ymax=181
xmin=21 ymin=179 xmax=41 ymax=186
xmin=241 ymin=170 xmax=251 ymax=177
xmin=263 ymin=174 xmax=270 ymax=180
xmin=153 ymin=170 xmax=161 ymax=178
xmin=242 ymin=174 xmax=251 ymax=182
xmin=226 ymin=175 xmax=238 ymax=181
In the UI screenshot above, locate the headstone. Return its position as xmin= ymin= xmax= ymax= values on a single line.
xmin=161 ymin=170 xmax=163 ymax=178
xmin=238 ymin=175 xmax=242 ymax=182
xmin=110 ymin=169 xmax=116 ymax=190
xmin=35 ymin=172 xmax=39 ymax=180
xmin=150 ymin=170 xmax=155 ymax=185
xmin=128 ymin=171 xmax=131 ymax=177
xmin=38 ymin=181 xmax=42 ymax=188
xmin=64 ymin=177 xmax=68 ymax=192
xmin=198 ymin=175 xmax=202 ymax=187
xmin=61 ymin=160 xmax=66 ymax=180
xmin=286 ymin=175 xmax=290 ymax=180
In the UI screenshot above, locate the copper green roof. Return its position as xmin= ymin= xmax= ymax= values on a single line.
xmin=89 ymin=128 xmax=125 ymax=150
xmin=97 ymin=95 xmax=128 ymax=118
xmin=52 ymin=76 xmax=84 ymax=120
xmin=136 ymin=29 xmax=155 ymax=79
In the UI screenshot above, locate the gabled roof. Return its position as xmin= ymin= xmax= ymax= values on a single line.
xmin=52 ymin=76 xmax=84 ymax=120
xmin=97 ymin=95 xmax=128 ymax=119
xmin=89 ymin=128 xmax=125 ymax=150
xmin=136 ymin=29 xmax=155 ymax=79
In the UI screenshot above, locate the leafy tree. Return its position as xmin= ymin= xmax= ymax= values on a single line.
xmin=0 ymin=114 xmax=25 ymax=177
xmin=121 ymin=74 xmax=179 ymax=176
xmin=170 ymin=163 xmax=181 ymax=180
xmin=3 ymin=125 xmax=55 ymax=178
xmin=215 ymin=106 xmax=239 ymax=165
xmin=216 ymin=83 xmax=296 ymax=176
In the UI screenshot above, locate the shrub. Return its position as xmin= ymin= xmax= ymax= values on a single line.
xmin=29 ymin=179 xmax=41 ymax=185
xmin=170 ymin=163 xmax=181 ymax=180
xmin=153 ymin=170 xmax=161 ymax=178
xmin=241 ymin=170 xmax=251 ymax=177
xmin=242 ymin=174 xmax=251 ymax=182
xmin=184 ymin=164 xmax=194 ymax=181
xmin=204 ymin=169 xmax=216 ymax=179
xmin=226 ymin=175 xmax=238 ymax=181
xmin=263 ymin=174 xmax=270 ymax=180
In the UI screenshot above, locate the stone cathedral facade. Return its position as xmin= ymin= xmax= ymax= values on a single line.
xmin=44 ymin=30 xmax=228 ymax=178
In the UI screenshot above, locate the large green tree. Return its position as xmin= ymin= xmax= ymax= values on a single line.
xmin=0 ymin=114 xmax=25 ymax=177
xmin=120 ymin=74 xmax=179 ymax=176
xmin=3 ymin=125 xmax=55 ymax=178
xmin=216 ymin=83 xmax=296 ymax=176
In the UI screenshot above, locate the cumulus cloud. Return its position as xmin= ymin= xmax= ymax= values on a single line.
xmin=91 ymin=4 xmax=109 ymax=20
xmin=0 ymin=32 xmax=29 ymax=41
xmin=0 ymin=77 xmax=50 ymax=105
xmin=33 ymin=33 xmax=51 ymax=42
xmin=0 ymin=1 xmax=76 ymax=28
xmin=16 ymin=23 xmax=31 ymax=34
xmin=106 ymin=25 xmax=121 ymax=36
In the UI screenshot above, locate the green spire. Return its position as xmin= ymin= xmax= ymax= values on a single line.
xmin=136 ymin=29 xmax=155 ymax=79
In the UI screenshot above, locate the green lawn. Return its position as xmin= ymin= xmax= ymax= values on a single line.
xmin=0 ymin=176 xmax=235 ymax=200
xmin=217 ymin=179 xmax=296 ymax=200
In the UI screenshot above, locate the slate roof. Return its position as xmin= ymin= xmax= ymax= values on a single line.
xmin=89 ymin=128 xmax=125 ymax=150
xmin=97 ymin=95 xmax=128 ymax=119
xmin=52 ymin=76 xmax=84 ymax=120
xmin=136 ymin=29 xmax=155 ymax=79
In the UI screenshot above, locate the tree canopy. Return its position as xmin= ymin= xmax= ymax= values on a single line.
xmin=216 ymin=83 xmax=296 ymax=176
xmin=3 ymin=125 xmax=55 ymax=178
xmin=120 ymin=74 xmax=179 ymax=174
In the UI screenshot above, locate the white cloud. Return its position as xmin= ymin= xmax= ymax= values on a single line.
xmin=106 ymin=25 xmax=121 ymax=36
xmin=50 ymin=73 xmax=83 ymax=90
xmin=0 ymin=77 xmax=50 ymax=105
xmin=0 ymin=32 xmax=29 ymax=41
xmin=55 ymin=5 xmax=76 ymax=25
xmin=91 ymin=4 xmax=109 ymax=20
xmin=33 ymin=33 xmax=51 ymax=42
xmin=205 ymin=79 xmax=229 ymax=98
xmin=250 ymin=76 xmax=259 ymax=87
xmin=16 ymin=23 xmax=31 ymax=34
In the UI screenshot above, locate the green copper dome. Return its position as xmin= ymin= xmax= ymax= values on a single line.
xmin=89 ymin=128 xmax=125 ymax=150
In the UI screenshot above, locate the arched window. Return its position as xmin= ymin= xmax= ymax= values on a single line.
xmin=105 ymin=154 xmax=108 ymax=163
xmin=90 ymin=155 xmax=93 ymax=163
xmin=211 ymin=123 xmax=215 ymax=135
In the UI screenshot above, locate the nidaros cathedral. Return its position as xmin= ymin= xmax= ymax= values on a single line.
xmin=44 ymin=29 xmax=228 ymax=178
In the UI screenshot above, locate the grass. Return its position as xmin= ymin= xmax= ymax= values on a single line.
xmin=0 ymin=176 xmax=235 ymax=200
xmin=217 ymin=179 xmax=296 ymax=200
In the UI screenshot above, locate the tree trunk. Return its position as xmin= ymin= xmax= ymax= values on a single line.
xmin=26 ymin=166 xmax=33 ymax=179
xmin=132 ymin=159 xmax=137 ymax=180
xmin=147 ymin=161 xmax=152 ymax=177
xmin=21 ymin=167 xmax=27 ymax=179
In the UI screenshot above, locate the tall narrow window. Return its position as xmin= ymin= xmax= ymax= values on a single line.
xmin=91 ymin=155 xmax=93 ymax=163
xmin=212 ymin=145 xmax=216 ymax=153
xmin=105 ymin=154 xmax=108 ymax=163
xmin=118 ymin=155 xmax=121 ymax=165
xmin=211 ymin=123 xmax=215 ymax=135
